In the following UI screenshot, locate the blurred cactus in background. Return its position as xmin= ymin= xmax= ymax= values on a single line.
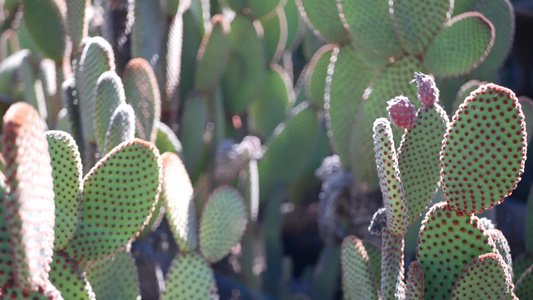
xmin=0 ymin=0 xmax=531 ymax=299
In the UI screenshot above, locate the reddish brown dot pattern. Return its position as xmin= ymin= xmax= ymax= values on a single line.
xmin=380 ymin=229 xmax=406 ymax=299
xmin=46 ymin=131 xmax=83 ymax=251
xmin=2 ymin=102 xmax=55 ymax=291
xmin=49 ymin=251 xmax=95 ymax=300
xmin=160 ymin=152 xmax=197 ymax=252
xmin=417 ymin=202 xmax=495 ymax=299
xmin=485 ymin=229 xmax=513 ymax=281
xmin=441 ymin=84 xmax=527 ymax=215
xmin=0 ymin=176 xmax=13 ymax=287
xmin=373 ymin=118 xmax=408 ymax=236
xmin=199 ymin=187 xmax=248 ymax=263
xmin=398 ymin=104 xmax=449 ymax=225
xmin=405 ymin=261 xmax=424 ymax=299
xmin=515 ymin=264 xmax=533 ymax=299
xmin=451 ymin=253 xmax=514 ymax=299
xmin=66 ymin=139 xmax=162 ymax=265
xmin=2 ymin=277 xmax=64 ymax=299
xmin=161 ymin=252 xmax=218 ymax=300
xmin=86 ymin=251 xmax=140 ymax=300
xmin=341 ymin=236 xmax=379 ymax=299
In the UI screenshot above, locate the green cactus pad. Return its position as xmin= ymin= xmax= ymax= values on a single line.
xmin=451 ymin=80 xmax=485 ymax=113
xmin=199 ymin=186 xmax=247 ymax=263
xmin=247 ymin=0 xmax=282 ymax=19
xmin=450 ymin=253 xmax=514 ymax=299
xmin=515 ymin=264 xmax=533 ymax=299
xmin=220 ymin=0 xmax=246 ymax=13
xmin=155 ymin=121 xmax=183 ymax=157
xmin=241 ymin=159 xmax=259 ymax=222
xmin=307 ymin=44 xmax=335 ymax=107
xmin=60 ymin=77 xmax=83 ymax=147
xmin=77 ymin=36 xmax=116 ymax=144
xmin=132 ymin=0 xmax=164 ymax=67
xmin=161 ymin=252 xmax=218 ymax=300
xmin=3 ymin=102 xmax=55 ymax=291
xmin=0 ymin=49 xmax=29 ymax=95
xmin=372 ymin=118 xmax=409 ymax=236
xmin=0 ymin=176 xmax=13 ymax=288
xmin=22 ymin=0 xmax=66 ymax=61
xmin=260 ymin=8 xmax=287 ymax=64
xmin=339 ymin=0 xmax=403 ymax=58
xmin=194 ymin=15 xmax=231 ymax=92
xmin=249 ymin=65 xmax=292 ymax=139
xmin=513 ymin=256 xmax=533 ymax=284
xmin=66 ymin=0 xmax=89 ymax=53
xmin=222 ymin=15 xmax=266 ymax=114
xmin=295 ymin=0 xmax=350 ymax=44
xmin=2 ymin=277 xmax=63 ymax=299
xmin=417 ymin=202 xmax=495 ymax=299
xmin=485 ymin=228 xmax=513 ymax=280
xmin=103 ymin=103 xmax=136 ymax=154
xmin=49 ymin=251 xmax=96 ymax=300
xmin=46 ymin=131 xmax=83 ymax=251
xmin=398 ymin=104 xmax=449 ymax=225
xmin=326 ymin=46 xmax=378 ymax=169
xmin=283 ymin=0 xmax=305 ymax=51
xmin=405 ymin=261 xmax=424 ymax=300
xmin=86 ymin=251 xmax=140 ymax=300
xmin=258 ymin=103 xmax=319 ymax=199
xmin=389 ymin=0 xmax=452 ymax=56
xmin=20 ymin=51 xmax=48 ymax=120
xmin=66 ymin=139 xmax=161 ymax=265
xmin=441 ymin=84 xmax=527 ymax=215
xmin=0 ymin=28 xmax=20 ymax=61
xmin=164 ymin=10 xmax=184 ymax=104
xmin=341 ymin=236 xmax=379 ymax=300
xmin=380 ymin=230 xmax=406 ymax=299
xmin=423 ymin=12 xmax=495 ymax=77
xmin=179 ymin=92 xmax=207 ymax=174
xmin=123 ymin=58 xmax=161 ymax=143
xmin=161 ymin=152 xmax=198 ymax=252
xmin=95 ymin=71 xmax=127 ymax=154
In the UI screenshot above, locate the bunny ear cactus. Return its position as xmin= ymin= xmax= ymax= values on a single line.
xmin=2 ymin=102 xmax=55 ymax=291
xmin=295 ymin=0 xmax=349 ymax=44
xmin=48 ymin=251 xmax=96 ymax=300
xmin=405 ymin=261 xmax=424 ymax=299
xmin=65 ymin=138 xmax=162 ymax=266
xmin=103 ymin=103 xmax=136 ymax=154
xmin=341 ymin=236 xmax=379 ymax=300
xmin=65 ymin=0 xmax=89 ymax=54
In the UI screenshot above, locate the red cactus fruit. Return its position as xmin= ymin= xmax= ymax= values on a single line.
xmin=413 ymin=72 xmax=439 ymax=107
xmin=387 ymin=96 xmax=416 ymax=130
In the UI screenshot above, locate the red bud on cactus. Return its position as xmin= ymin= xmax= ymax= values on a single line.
xmin=413 ymin=72 xmax=439 ymax=107
xmin=387 ymin=96 xmax=416 ymax=130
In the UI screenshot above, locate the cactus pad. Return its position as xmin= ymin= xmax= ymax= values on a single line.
xmin=417 ymin=202 xmax=495 ymax=299
xmin=1 ymin=277 xmax=63 ymax=299
xmin=485 ymin=228 xmax=513 ymax=280
xmin=405 ymin=261 xmax=424 ymax=299
xmin=155 ymin=121 xmax=183 ymax=157
xmin=398 ymin=104 xmax=449 ymax=225
xmin=66 ymin=139 xmax=161 ymax=265
xmin=260 ymin=8 xmax=287 ymax=64
xmin=86 ymin=251 xmax=140 ymax=300
xmin=179 ymin=93 xmax=208 ymax=175
xmin=161 ymin=152 xmax=198 ymax=252
xmin=306 ymin=44 xmax=335 ymax=107
xmin=0 ymin=176 xmax=12 ymax=288
xmin=95 ymin=71 xmax=126 ymax=153
xmin=423 ymin=12 xmax=495 ymax=77
xmin=46 ymin=131 xmax=83 ymax=251
xmin=161 ymin=252 xmax=218 ymax=300
xmin=3 ymin=102 xmax=55 ymax=291
xmin=372 ymin=118 xmax=408 ymax=236
xmin=132 ymin=0 xmax=164 ymax=67
xmin=296 ymin=0 xmax=349 ymax=44
xmin=199 ymin=186 xmax=247 ymax=263
xmin=441 ymin=84 xmax=527 ymax=215
xmin=66 ymin=0 xmax=89 ymax=53
xmin=103 ymin=103 xmax=136 ymax=154
xmin=515 ymin=264 xmax=533 ymax=300
xmin=341 ymin=236 xmax=379 ymax=300
xmin=380 ymin=230 xmax=406 ymax=299
xmin=49 ymin=251 xmax=96 ymax=300
xmin=123 ymin=58 xmax=161 ymax=143
xmin=450 ymin=253 xmax=514 ymax=299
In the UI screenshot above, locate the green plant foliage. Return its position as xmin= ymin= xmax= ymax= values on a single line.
xmin=155 ymin=121 xmax=183 ymax=157
xmin=132 ymin=0 xmax=164 ymax=68
xmin=260 ymin=7 xmax=287 ymax=64
xmin=66 ymin=0 xmax=89 ymax=53
xmin=405 ymin=261 xmax=424 ymax=299
xmin=49 ymin=251 xmax=96 ymax=300
xmin=515 ymin=264 xmax=533 ymax=299
xmin=103 ymin=103 xmax=136 ymax=153
xmin=341 ymin=236 xmax=379 ymax=300
xmin=179 ymin=92 xmax=208 ymax=174
xmin=296 ymin=0 xmax=349 ymax=44
xmin=307 ymin=44 xmax=335 ymax=107
xmin=380 ymin=230 xmax=406 ymax=299
xmin=0 ymin=175 xmax=12 ymax=288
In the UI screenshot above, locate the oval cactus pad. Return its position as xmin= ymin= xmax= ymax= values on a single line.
xmin=341 ymin=236 xmax=379 ymax=300
xmin=49 ymin=251 xmax=96 ymax=300
xmin=46 ymin=131 xmax=83 ymax=251
xmin=417 ymin=202 xmax=495 ymax=299
xmin=66 ymin=138 xmax=162 ymax=265
xmin=199 ymin=186 xmax=248 ymax=263
xmin=3 ymin=102 xmax=55 ymax=291
xmin=441 ymin=84 xmax=527 ymax=215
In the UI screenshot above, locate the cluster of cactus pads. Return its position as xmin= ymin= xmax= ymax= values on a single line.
xmin=341 ymin=73 xmax=533 ymax=299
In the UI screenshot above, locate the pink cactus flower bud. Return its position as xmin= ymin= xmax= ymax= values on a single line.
xmin=387 ymin=96 xmax=416 ymax=130
xmin=413 ymin=72 xmax=439 ymax=107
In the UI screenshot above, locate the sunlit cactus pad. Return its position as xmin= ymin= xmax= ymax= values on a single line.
xmin=1 ymin=277 xmax=63 ymax=300
xmin=104 ymin=103 xmax=136 ymax=154
xmin=66 ymin=139 xmax=161 ymax=265
xmin=515 ymin=264 xmax=533 ymax=299
xmin=296 ymin=0 xmax=349 ymax=44
xmin=161 ymin=152 xmax=197 ymax=252
xmin=485 ymin=228 xmax=513 ymax=280
xmin=199 ymin=186 xmax=247 ymax=263
xmin=380 ymin=231 xmax=405 ymax=299
xmin=450 ymin=253 xmax=514 ymax=299
xmin=441 ymin=84 xmax=527 ymax=215
xmin=49 ymin=251 xmax=95 ymax=300
xmin=46 ymin=130 xmax=83 ymax=251
xmin=417 ymin=202 xmax=495 ymax=299
xmin=161 ymin=252 xmax=218 ymax=300
xmin=340 ymin=236 xmax=379 ymax=300
xmin=3 ymin=102 xmax=55 ymax=291
xmin=405 ymin=261 xmax=424 ymax=299
xmin=86 ymin=251 xmax=140 ymax=300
